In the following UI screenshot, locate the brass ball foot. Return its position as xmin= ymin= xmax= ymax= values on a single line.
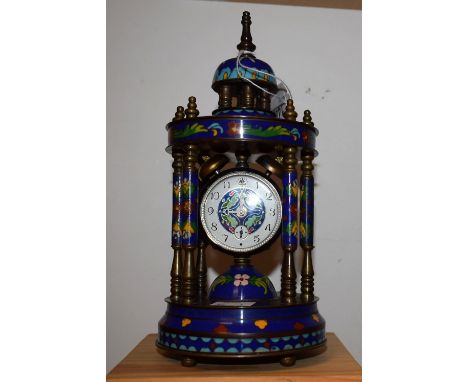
xmin=181 ymin=357 xmax=197 ymax=367
xmin=280 ymin=356 xmax=296 ymax=367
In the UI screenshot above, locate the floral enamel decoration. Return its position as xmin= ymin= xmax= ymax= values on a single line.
xmin=254 ymin=320 xmax=268 ymax=329
xmin=233 ymin=273 xmax=250 ymax=286
xmin=210 ymin=273 xmax=272 ymax=295
xmin=181 ymin=318 xmax=192 ymax=327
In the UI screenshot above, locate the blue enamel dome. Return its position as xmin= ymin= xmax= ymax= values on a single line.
xmin=212 ymin=56 xmax=277 ymax=89
xmin=209 ymin=265 xmax=277 ymax=301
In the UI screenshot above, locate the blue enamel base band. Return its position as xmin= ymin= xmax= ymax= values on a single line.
xmin=158 ymin=300 xmax=325 ymax=335
xmin=158 ymin=328 xmax=326 ymax=354
xmin=167 ymin=117 xmax=317 ymax=150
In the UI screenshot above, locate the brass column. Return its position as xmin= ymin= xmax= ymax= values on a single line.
xmin=280 ymin=99 xmax=299 ymax=304
xmin=300 ymin=110 xmax=316 ymax=301
xmin=170 ymin=148 xmax=184 ymax=301
xmin=169 ymin=106 xmax=185 ymax=301
xmin=181 ymin=97 xmax=200 ymax=303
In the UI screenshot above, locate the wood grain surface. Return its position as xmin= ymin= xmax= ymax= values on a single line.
xmin=107 ymin=332 xmax=361 ymax=382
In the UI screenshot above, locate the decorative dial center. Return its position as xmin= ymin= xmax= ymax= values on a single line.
xmin=218 ymin=188 xmax=266 ymax=237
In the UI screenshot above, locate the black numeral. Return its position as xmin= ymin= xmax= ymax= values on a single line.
xmin=265 ymin=192 xmax=272 ymax=200
xmin=223 ymin=181 xmax=230 ymax=189
xmin=208 ymin=207 xmax=214 ymax=215
xmin=254 ymin=235 xmax=260 ymax=243
xmin=269 ymin=208 xmax=276 ymax=216
xmin=210 ymin=192 xmax=219 ymax=200
xmin=256 ymin=181 xmax=259 ymax=189
xmin=265 ymin=224 xmax=271 ymax=231
xmin=223 ymin=234 xmax=228 ymax=242
xmin=211 ymin=222 xmax=218 ymax=231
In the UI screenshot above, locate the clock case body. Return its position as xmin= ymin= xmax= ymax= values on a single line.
xmin=156 ymin=12 xmax=325 ymax=367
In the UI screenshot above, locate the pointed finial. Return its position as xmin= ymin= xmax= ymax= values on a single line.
xmin=172 ymin=106 xmax=185 ymax=122
xmin=237 ymin=11 xmax=256 ymax=52
xmin=303 ymin=109 xmax=314 ymax=127
xmin=283 ymin=99 xmax=298 ymax=121
xmin=185 ymin=96 xmax=199 ymax=119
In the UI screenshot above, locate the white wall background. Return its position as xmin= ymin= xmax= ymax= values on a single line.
xmin=107 ymin=0 xmax=361 ymax=372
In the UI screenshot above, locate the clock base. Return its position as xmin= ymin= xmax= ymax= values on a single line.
xmin=156 ymin=296 xmax=326 ymax=366
xmin=157 ymin=340 xmax=327 ymax=367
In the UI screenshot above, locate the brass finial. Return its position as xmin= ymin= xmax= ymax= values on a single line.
xmin=185 ymin=96 xmax=199 ymax=119
xmin=172 ymin=106 xmax=185 ymax=122
xmin=283 ymin=99 xmax=298 ymax=121
xmin=303 ymin=109 xmax=314 ymax=127
xmin=237 ymin=11 xmax=256 ymax=52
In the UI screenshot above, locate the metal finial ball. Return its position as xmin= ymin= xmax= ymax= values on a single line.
xmin=185 ymin=96 xmax=199 ymax=119
xmin=283 ymin=99 xmax=298 ymax=121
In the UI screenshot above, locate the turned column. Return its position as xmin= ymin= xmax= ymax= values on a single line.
xmin=280 ymin=99 xmax=299 ymax=303
xmin=169 ymin=106 xmax=185 ymax=301
xmin=181 ymin=97 xmax=200 ymax=303
xmin=218 ymin=85 xmax=232 ymax=109
xmin=300 ymin=111 xmax=316 ymax=302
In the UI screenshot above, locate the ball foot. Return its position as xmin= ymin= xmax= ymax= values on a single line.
xmin=181 ymin=356 xmax=197 ymax=367
xmin=280 ymin=356 xmax=296 ymax=367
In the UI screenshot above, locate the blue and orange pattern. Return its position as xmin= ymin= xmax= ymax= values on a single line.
xmin=172 ymin=172 xmax=183 ymax=246
xmin=282 ymin=172 xmax=299 ymax=249
xmin=167 ymin=117 xmax=317 ymax=150
xmin=181 ymin=168 xmax=199 ymax=246
xmin=212 ymin=57 xmax=277 ymax=86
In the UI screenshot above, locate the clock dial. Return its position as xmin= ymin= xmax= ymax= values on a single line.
xmin=200 ymin=171 xmax=282 ymax=253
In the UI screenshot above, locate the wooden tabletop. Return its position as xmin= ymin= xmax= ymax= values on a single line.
xmin=107 ymin=332 xmax=361 ymax=382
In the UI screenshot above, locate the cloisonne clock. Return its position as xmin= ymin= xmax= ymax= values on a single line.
xmin=157 ymin=12 xmax=326 ymax=367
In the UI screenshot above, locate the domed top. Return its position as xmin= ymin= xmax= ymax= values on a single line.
xmin=212 ymin=56 xmax=277 ymax=89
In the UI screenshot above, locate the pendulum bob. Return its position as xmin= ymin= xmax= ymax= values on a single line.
xmin=208 ymin=266 xmax=277 ymax=301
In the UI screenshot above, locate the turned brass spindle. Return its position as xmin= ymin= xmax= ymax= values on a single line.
xmin=300 ymin=110 xmax=316 ymax=301
xmin=181 ymin=144 xmax=199 ymax=303
xmin=237 ymin=11 xmax=256 ymax=52
xmin=218 ymin=85 xmax=232 ymax=109
xmin=258 ymin=92 xmax=270 ymax=111
xmin=185 ymin=96 xmax=199 ymax=119
xmin=240 ymin=84 xmax=254 ymax=108
xmin=280 ymin=145 xmax=298 ymax=303
xmin=172 ymin=106 xmax=185 ymax=122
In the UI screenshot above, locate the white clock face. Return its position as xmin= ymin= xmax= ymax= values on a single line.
xmin=200 ymin=171 xmax=282 ymax=253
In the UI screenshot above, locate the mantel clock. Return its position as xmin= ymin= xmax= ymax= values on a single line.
xmin=157 ymin=12 xmax=325 ymax=367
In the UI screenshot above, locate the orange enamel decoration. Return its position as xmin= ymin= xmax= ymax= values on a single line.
xmin=255 ymin=319 xmax=268 ymax=329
